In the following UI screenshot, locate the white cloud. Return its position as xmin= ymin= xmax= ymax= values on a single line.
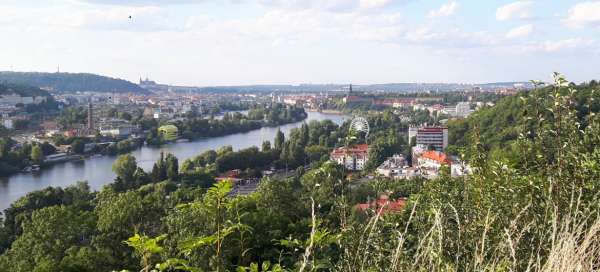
xmin=256 ymin=0 xmax=406 ymax=12
xmin=496 ymin=1 xmax=532 ymax=21
xmin=563 ymin=1 xmax=600 ymax=28
xmin=428 ymin=1 xmax=459 ymax=18
xmin=0 ymin=4 xmax=180 ymax=32
xmin=506 ymin=24 xmax=533 ymax=39
xmin=541 ymin=38 xmax=595 ymax=52
xmin=359 ymin=0 xmax=394 ymax=10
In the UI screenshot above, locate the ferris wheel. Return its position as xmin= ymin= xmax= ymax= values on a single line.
xmin=350 ymin=116 xmax=370 ymax=140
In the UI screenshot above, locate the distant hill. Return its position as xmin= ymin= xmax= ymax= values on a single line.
xmin=0 ymin=82 xmax=51 ymax=97
xmin=0 ymin=72 xmax=148 ymax=94
xmin=189 ymin=82 xmax=533 ymax=93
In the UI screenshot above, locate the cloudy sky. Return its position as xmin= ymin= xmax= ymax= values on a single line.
xmin=0 ymin=0 xmax=599 ymax=85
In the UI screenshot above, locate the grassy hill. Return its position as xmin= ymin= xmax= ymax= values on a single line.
xmin=0 ymin=72 xmax=148 ymax=94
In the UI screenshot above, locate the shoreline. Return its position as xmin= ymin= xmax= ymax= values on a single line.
xmin=4 ymin=115 xmax=310 ymax=179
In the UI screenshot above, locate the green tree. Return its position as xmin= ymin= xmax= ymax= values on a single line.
xmin=261 ymin=140 xmax=271 ymax=152
xmin=30 ymin=145 xmax=43 ymax=164
xmin=0 ymin=206 xmax=95 ymax=272
xmin=71 ymin=139 xmax=85 ymax=154
xmin=274 ymin=129 xmax=285 ymax=151
xmin=112 ymin=154 xmax=137 ymax=184
xmin=165 ymin=153 xmax=179 ymax=181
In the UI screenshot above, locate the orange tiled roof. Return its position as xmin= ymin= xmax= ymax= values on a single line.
xmin=421 ymin=150 xmax=452 ymax=164
xmin=355 ymin=197 xmax=407 ymax=214
xmin=331 ymin=144 xmax=369 ymax=156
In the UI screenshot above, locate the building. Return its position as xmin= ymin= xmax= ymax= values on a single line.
xmin=158 ymin=125 xmax=179 ymax=141
xmin=455 ymin=102 xmax=471 ymax=118
xmin=416 ymin=150 xmax=452 ymax=178
xmin=355 ymin=195 xmax=407 ymax=215
xmin=410 ymin=126 xmax=448 ymax=151
xmin=376 ymin=154 xmax=419 ymax=179
xmin=99 ymin=126 xmax=135 ymax=138
xmin=0 ymin=94 xmax=47 ymax=106
xmin=330 ymin=144 xmax=369 ymax=171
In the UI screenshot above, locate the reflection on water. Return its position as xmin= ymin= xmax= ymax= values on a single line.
xmin=0 ymin=112 xmax=348 ymax=212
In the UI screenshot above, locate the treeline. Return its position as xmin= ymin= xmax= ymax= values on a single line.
xmin=0 ymin=139 xmax=55 ymax=175
xmin=0 ymin=72 xmax=147 ymax=94
xmin=0 ymin=82 xmax=51 ymax=97
xmin=247 ymin=103 xmax=307 ymax=125
xmin=180 ymin=119 xmax=342 ymax=174
xmin=447 ymin=80 xmax=600 ymax=154
xmin=147 ymin=104 xmax=306 ymax=145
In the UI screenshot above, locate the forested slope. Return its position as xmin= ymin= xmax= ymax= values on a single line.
xmin=448 ymin=80 xmax=600 ymax=152
xmin=0 ymin=83 xmax=51 ymax=97
xmin=0 ymin=72 xmax=147 ymax=94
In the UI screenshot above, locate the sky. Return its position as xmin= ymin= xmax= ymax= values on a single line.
xmin=0 ymin=0 xmax=599 ymax=86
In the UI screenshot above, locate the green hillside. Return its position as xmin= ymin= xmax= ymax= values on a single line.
xmin=448 ymin=81 xmax=600 ymax=152
xmin=0 ymin=83 xmax=51 ymax=97
xmin=0 ymin=72 xmax=148 ymax=94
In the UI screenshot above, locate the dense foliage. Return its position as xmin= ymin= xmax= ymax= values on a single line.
xmin=0 ymin=72 xmax=147 ymax=94
xmin=448 ymin=81 xmax=600 ymax=154
xmin=0 ymin=82 xmax=51 ymax=97
xmin=147 ymin=104 xmax=306 ymax=145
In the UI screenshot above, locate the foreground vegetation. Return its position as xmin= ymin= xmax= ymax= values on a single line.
xmin=0 ymin=74 xmax=599 ymax=271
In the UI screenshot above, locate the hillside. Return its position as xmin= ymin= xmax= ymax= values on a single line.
xmin=0 ymin=83 xmax=51 ymax=97
xmin=447 ymin=81 xmax=600 ymax=151
xmin=0 ymin=72 xmax=148 ymax=94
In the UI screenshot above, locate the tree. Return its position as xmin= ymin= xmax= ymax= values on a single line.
xmin=0 ymin=206 xmax=95 ymax=272
xmin=165 ymin=153 xmax=179 ymax=181
xmin=112 ymin=154 xmax=137 ymax=184
xmin=71 ymin=139 xmax=85 ymax=154
xmin=274 ymin=129 xmax=285 ymax=151
xmin=262 ymin=140 xmax=271 ymax=152
xmin=30 ymin=145 xmax=43 ymax=164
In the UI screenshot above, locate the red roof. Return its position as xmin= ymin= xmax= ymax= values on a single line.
xmin=331 ymin=144 xmax=369 ymax=156
xmin=421 ymin=150 xmax=452 ymax=164
xmin=356 ymin=196 xmax=407 ymax=215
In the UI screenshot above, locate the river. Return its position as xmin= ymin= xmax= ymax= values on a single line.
xmin=0 ymin=112 xmax=348 ymax=212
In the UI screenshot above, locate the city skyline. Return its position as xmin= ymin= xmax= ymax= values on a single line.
xmin=1 ymin=0 xmax=599 ymax=86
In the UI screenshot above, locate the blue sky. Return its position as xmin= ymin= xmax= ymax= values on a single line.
xmin=0 ymin=0 xmax=599 ymax=85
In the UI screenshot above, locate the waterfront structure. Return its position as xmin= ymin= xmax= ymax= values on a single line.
xmin=330 ymin=144 xmax=369 ymax=171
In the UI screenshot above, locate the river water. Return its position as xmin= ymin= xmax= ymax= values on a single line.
xmin=0 ymin=112 xmax=348 ymax=212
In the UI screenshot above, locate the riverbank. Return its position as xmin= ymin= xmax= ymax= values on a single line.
xmin=0 ymin=112 xmax=349 ymax=212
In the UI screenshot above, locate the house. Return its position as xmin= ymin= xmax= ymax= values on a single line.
xmin=416 ymin=150 xmax=452 ymax=178
xmin=376 ymin=154 xmax=419 ymax=179
xmin=330 ymin=144 xmax=369 ymax=171
xmin=355 ymin=195 xmax=407 ymax=215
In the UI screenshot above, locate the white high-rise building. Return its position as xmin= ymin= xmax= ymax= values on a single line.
xmin=455 ymin=102 xmax=471 ymax=118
